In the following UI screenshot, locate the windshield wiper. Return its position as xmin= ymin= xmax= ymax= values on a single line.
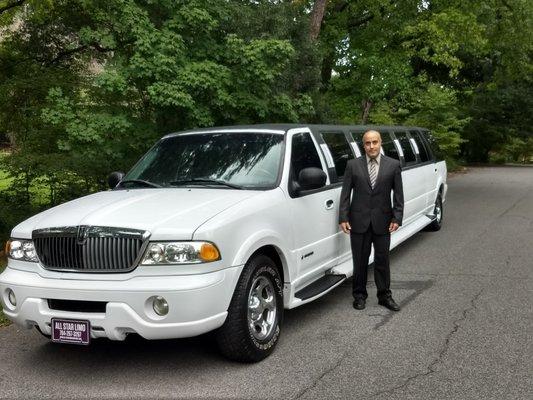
xmin=118 ymin=179 xmax=162 ymax=188
xmin=169 ymin=179 xmax=243 ymax=189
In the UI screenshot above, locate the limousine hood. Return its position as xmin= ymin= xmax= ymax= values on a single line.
xmin=11 ymin=188 xmax=259 ymax=240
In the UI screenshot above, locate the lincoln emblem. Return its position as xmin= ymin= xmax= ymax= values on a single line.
xmin=77 ymin=225 xmax=89 ymax=244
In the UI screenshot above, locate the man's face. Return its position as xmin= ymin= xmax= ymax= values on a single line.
xmin=363 ymin=131 xmax=382 ymax=159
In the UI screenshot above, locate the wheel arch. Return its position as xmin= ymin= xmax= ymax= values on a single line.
xmin=231 ymin=231 xmax=291 ymax=285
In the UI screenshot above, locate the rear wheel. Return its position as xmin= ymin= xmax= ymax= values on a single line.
xmin=216 ymin=254 xmax=283 ymax=362
xmin=426 ymin=192 xmax=443 ymax=231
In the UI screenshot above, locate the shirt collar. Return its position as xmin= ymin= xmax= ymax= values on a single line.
xmin=366 ymin=153 xmax=381 ymax=165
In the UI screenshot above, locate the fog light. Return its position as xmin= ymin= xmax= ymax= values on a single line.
xmin=152 ymin=296 xmax=168 ymax=316
xmin=7 ymin=289 xmax=16 ymax=307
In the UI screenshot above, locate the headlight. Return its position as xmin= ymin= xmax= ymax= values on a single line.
xmin=6 ymin=239 xmax=39 ymax=262
xmin=141 ymin=242 xmax=221 ymax=265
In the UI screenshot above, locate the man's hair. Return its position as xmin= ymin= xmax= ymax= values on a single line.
xmin=363 ymin=130 xmax=382 ymax=142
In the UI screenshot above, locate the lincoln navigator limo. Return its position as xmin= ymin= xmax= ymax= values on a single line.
xmin=0 ymin=124 xmax=447 ymax=362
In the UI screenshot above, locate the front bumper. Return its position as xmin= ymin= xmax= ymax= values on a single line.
xmin=0 ymin=265 xmax=243 ymax=341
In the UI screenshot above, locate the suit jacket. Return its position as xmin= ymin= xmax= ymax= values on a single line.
xmin=339 ymin=155 xmax=404 ymax=234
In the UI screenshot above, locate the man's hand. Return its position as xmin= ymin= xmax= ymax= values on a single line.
xmin=340 ymin=222 xmax=351 ymax=234
xmin=389 ymin=222 xmax=399 ymax=233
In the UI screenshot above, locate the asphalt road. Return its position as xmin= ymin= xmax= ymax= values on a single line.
xmin=0 ymin=166 xmax=532 ymax=400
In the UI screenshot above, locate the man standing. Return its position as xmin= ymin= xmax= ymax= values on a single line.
xmin=339 ymin=130 xmax=404 ymax=311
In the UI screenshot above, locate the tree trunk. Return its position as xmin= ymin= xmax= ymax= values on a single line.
xmin=361 ymin=99 xmax=372 ymax=124
xmin=320 ymin=50 xmax=335 ymax=90
xmin=309 ymin=0 xmax=328 ymax=41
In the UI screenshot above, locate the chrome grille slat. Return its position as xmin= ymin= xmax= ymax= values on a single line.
xmin=55 ymin=236 xmax=60 ymax=268
xmin=59 ymin=237 xmax=64 ymax=268
xmin=121 ymin=238 xmax=126 ymax=267
xmin=89 ymin=237 xmax=95 ymax=269
xmin=126 ymin=238 xmax=130 ymax=265
xmin=61 ymin=237 xmax=65 ymax=269
xmin=32 ymin=226 xmax=148 ymax=273
xmin=91 ymin=237 xmax=97 ymax=269
xmin=113 ymin=238 xmax=119 ymax=270
xmin=104 ymin=238 xmax=108 ymax=270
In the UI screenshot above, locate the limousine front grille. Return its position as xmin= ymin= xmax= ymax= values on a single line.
xmin=32 ymin=226 xmax=150 ymax=273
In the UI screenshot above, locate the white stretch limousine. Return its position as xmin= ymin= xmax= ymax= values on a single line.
xmin=1 ymin=124 xmax=447 ymax=361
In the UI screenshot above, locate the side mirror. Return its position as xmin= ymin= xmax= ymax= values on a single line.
xmin=108 ymin=171 xmax=125 ymax=189
xmin=297 ymin=167 xmax=327 ymax=192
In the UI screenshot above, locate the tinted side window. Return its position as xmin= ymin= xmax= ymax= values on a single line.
xmin=321 ymin=131 xmax=353 ymax=181
xmin=349 ymin=131 xmax=364 ymax=158
xmin=395 ymin=131 xmax=417 ymax=164
xmin=410 ymin=130 xmax=429 ymax=162
xmin=350 ymin=131 xmax=364 ymax=148
xmin=291 ymin=132 xmax=323 ymax=180
xmin=381 ymin=131 xmax=400 ymax=161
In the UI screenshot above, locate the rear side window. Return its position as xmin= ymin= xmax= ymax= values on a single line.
xmin=352 ymin=130 xmax=390 ymax=158
xmin=410 ymin=130 xmax=430 ymax=162
xmin=321 ymin=131 xmax=353 ymax=181
xmin=349 ymin=131 xmax=364 ymax=158
xmin=381 ymin=131 xmax=400 ymax=161
xmin=291 ymin=132 xmax=323 ymax=180
xmin=394 ymin=131 xmax=417 ymax=165
xmin=350 ymin=131 xmax=364 ymax=148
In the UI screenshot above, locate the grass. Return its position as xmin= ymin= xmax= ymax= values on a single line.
xmin=0 ymin=169 xmax=12 ymax=191
xmin=0 ymin=254 xmax=10 ymax=327
xmin=0 ymin=151 xmax=12 ymax=191
xmin=0 ymin=150 xmax=51 ymax=203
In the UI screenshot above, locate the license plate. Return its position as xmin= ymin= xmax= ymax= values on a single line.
xmin=51 ymin=318 xmax=91 ymax=345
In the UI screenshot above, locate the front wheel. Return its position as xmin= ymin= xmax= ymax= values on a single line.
xmin=216 ymin=254 xmax=283 ymax=362
xmin=426 ymin=193 xmax=443 ymax=231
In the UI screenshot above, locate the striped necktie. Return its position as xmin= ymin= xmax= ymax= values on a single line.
xmin=369 ymin=158 xmax=377 ymax=188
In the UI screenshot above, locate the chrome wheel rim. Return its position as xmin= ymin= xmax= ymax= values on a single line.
xmin=247 ymin=275 xmax=277 ymax=341
xmin=435 ymin=199 xmax=442 ymax=223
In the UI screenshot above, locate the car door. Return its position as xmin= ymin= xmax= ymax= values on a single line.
xmin=392 ymin=129 xmax=424 ymax=225
xmin=285 ymin=128 xmax=340 ymax=285
xmin=319 ymin=129 xmax=358 ymax=270
xmin=410 ymin=129 xmax=437 ymax=213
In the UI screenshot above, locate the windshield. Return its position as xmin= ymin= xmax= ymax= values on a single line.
xmin=123 ymin=132 xmax=285 ymax=189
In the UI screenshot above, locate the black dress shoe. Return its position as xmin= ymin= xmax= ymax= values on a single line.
xmin=378 ymin=297 xmax=400 ymax=311
xmin=353 ymin=298 xmax=366 ymax=310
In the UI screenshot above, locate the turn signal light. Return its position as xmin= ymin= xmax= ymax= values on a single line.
xmin=200 ymin=243 xmax=220 ymax=262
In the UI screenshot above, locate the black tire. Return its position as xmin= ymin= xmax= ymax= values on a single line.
xmin=426 ymin=192 xmax=443 ymax=231
xmin=216 ymin=254 xmax=283 ymax=362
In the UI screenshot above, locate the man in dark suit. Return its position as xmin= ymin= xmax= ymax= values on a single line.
xmin=339 ymin=130 xmax=404 ymax=311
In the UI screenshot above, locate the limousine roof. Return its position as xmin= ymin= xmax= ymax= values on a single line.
xmin=164 ymin=124 xmax=428 ymax=138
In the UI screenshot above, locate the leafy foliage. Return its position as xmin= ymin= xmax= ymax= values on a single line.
xmin=0 ymin=0 xmax=531 ymax=241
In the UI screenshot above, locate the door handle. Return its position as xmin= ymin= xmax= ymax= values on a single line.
xmin=325 ymin=199 xmax=334 ymax=209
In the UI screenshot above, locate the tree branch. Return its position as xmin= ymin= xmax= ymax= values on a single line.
xmin=48 ymin=42 xmax=116 ymax=65
xmin=348 ymin=11 xmax=374 ymax=29
xmin=0 ymin=0 xmax=26 ymax=15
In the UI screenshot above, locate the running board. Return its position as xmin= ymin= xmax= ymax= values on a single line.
xmin=295 ymin=274 xmax=346 ymax=301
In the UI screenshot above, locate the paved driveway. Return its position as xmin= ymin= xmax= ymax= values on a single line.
xmin=0 ymin=166 xmax=532 ymax=399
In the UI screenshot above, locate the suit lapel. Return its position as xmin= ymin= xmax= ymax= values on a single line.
xmin=359 ymin=156 xmax=372 ymax=188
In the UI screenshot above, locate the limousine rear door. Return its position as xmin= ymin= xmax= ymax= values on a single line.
xmin=393 ymin=129 xmax=427 ymax=225
xmin=409 ymin=129 xmax=438 ymax=213
xmin=318 ymin=130 xmax=356 ymax=271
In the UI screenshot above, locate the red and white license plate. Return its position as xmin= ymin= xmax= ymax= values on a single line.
xmin=51 ymin=318 xmax=90 ymax=345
